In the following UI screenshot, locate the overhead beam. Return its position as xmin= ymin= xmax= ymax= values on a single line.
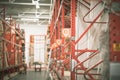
xmin=7 ymin=15 xmax=50 ymax=19
xmin=22 ymin=11 xmax=49 ymax=15
xmin=0 ymin=2 xmax=52 ymax=6
xmin=16 ymin=19 xmax=49 ymax=23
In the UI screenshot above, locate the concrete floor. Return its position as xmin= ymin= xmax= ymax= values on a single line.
xmin=9 ymin=70 xmax=51 ymax=80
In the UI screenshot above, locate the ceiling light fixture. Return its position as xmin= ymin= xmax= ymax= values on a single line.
xmin=32 ymin=0 xmax=40 ymax=9
xmin=5 ymin=17 xmax=12 ymax=20
xmin=21 ymin=18 xmax=39 ymax=22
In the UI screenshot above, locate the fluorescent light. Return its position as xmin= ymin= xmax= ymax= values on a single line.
xmin=21 ymin=18 xmax=39 ymax=22
xmin=5 ymin=17 xmax=12 ymax=20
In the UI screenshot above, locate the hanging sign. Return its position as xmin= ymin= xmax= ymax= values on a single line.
xmin=51 ymin=43 xmax=58 ymax=49
xmin=56 ymin=39 xmax=62 ymax=45
xmin=62 ymin=28 xmax=71 ymax=38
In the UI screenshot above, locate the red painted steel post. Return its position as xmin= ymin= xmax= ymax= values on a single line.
xmin=60 ymin=4 xmax=65 ymax=77
xmin=71 ymin=0 xmax=76 ymax=80
xmin=9 ymin=16 xmax=12 ymax=66
xmin=57 ymin=0 xmax=61 ymax=60
xmin=55 ymin=1 xmax=57 ymax=22
xmin=11 ymin=21 xmax=16 ymax=66
xmin=61 ymin=4 xmax=65 ymax=57
xmin=50 ymin=18 xmax=54 ymax=48
xmin=57 ymin=1 xmax=60 ymax=39
xmin=61 ymin=67 xmax=64 ymax=77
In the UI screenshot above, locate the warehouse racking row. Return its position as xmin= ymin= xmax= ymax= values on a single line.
xmin=0 ymin=8 xmax=26 ymax=80
xmin=46 ymin=0 xmax=120 ymax=80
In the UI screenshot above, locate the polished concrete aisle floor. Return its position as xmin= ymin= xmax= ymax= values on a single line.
xmin=9 ymin=70 xmax=51 ymax=80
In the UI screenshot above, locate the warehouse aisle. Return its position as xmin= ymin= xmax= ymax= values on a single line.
xmin=9 ymin=70 xmax=50 ymax=80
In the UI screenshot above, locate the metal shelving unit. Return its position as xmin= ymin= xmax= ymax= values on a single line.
xmin=47 ymin=0 xmax=110 ymax=80
xmin=0 ymin=8 xmax=26 ymax=80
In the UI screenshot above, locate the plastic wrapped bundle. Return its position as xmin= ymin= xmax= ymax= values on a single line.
xmin=99 ymin=29 xmax=109 ymax=80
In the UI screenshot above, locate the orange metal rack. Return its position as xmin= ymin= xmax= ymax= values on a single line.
xmin=47 ymin=0 xmax=109 ymax=80
xmin=0 ymin=8 xmax=26 ymax=80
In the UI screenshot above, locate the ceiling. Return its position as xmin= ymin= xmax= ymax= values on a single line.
xmin=0 ymin=0 xmax=54 ymax=25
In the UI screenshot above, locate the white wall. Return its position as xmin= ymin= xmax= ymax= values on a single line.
xmin=20 ymin=23 xmax=48 ymax=66
xmin=34 ymin=35 xmax=45 ymax=63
